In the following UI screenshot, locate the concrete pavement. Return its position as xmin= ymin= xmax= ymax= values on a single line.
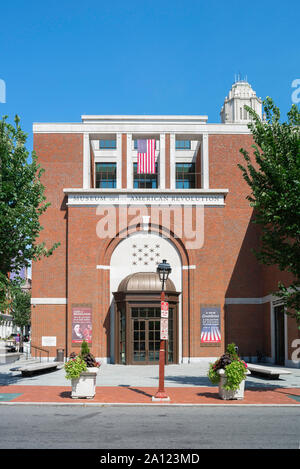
xmin=0 ymin=359 xmax=299 ymax=405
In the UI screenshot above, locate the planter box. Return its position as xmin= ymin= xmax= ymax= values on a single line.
xmin=217 ymin=369 xmax=250 ymax=400
xmin=71 ymin=367 xmax=99 ymax=399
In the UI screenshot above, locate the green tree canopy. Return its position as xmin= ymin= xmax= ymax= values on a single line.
xmin=0 ymin=115 xmax=59 ymax=306
xmin=239 ymin=98 xmax=300 ymax=325
xmin=11 ymin=285 xmax=31 ymax=331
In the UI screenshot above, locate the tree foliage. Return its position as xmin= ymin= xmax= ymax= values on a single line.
xmin=238 ymin=98 xmax=300 ymax=325
xmin=0 ymin=115 xmax=60 ymax=304
xmin=11 ymin=285 xmax=31 ymax=330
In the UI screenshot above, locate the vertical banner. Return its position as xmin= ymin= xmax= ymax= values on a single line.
xmin=200 ymin=305 xmax=221 ymax=344
xmin=72 ymin=304 xmax=92 ymax=344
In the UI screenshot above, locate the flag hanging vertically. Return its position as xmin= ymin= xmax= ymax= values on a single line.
xmin=137 ymin=139 xmax=156 ymax=174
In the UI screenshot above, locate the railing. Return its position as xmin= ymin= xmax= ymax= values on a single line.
xmin=30 ymin=344 xmax=50 ymax=362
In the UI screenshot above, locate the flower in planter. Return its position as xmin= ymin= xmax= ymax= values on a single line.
xmin=208 ymin=343 xmax=248 ymax=391
xmin=64 ymin=356 xmax=87 ymax=380
xmin=65 ymin=341 xmax=101 ymax=379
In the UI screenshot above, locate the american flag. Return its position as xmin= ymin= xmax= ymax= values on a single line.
xmin=137 ymin=139 xmax=156 ymax=174
xmin=201 ymin=326 xmax=221 ymax=343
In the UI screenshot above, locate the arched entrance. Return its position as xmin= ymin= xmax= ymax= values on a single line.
xmin=114 ymin=272 xmax=180 ymax=365
xmin=109 ymin=231 xmax=183 ymax=364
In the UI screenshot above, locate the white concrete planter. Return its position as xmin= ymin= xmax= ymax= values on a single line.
xmin=217 ymin=369 xmax=250 ymax=400
xmin=71 ymin=367 xmax=99 ymax=399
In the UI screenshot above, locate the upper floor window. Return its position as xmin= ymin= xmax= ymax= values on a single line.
xmin=99 ymin=139 xmax=116 ymax=149
xmin=95 ymin=163 xmax=116 ymax=188
xmin=176 ymin=163 xmax=196 ymax=189
xmin=133 ymin=163 xmax=158 ymax=189
xmin=176 ymin=140 xmax=191 ymax=150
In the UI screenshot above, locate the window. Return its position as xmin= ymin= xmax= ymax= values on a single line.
xmin=95 ymin=163 xmax=117 ymax=188
xmin=176 ymin=163 xmax=196 ymax=189
xmin=175 ymin=140 xmax=191 ymax=150
xmin=133 ymin=163 xmax=158 ymax=189
xmin=99 ymin=139 xmax=116 ymax=149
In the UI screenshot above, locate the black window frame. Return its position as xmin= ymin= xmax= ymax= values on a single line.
xmin=175 ymin=162 xmax=196 ymax=189
xmin=133 ymin=162 xmax=158 ymax=189
xmin=95 ymin=162 xmax=117 ymax=188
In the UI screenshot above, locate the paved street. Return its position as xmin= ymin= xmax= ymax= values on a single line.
xmin=1 ymin=405 xmax=300 ymax=449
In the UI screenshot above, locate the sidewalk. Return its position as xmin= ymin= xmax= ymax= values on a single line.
xmin=0 ymin=362 xmax=299 ymax=406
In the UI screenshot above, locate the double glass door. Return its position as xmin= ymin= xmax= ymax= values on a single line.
xmin=131 ymin=306 xmax=174 ymax=364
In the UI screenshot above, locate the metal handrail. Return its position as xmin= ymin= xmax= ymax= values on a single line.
xmin=30 ymin=344 xmax=50 ymax=362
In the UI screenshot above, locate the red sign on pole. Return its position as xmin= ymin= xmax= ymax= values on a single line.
xmin=161 ymin=301 xmax=169 ymax=318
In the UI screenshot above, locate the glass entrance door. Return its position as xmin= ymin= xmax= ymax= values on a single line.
xmin=131 ymin=306 xmax=174 ymax=365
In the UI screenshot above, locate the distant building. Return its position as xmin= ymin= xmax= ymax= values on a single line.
xmin=30 ymin=81 xmax=299 ymax=366
xmin=0 ymin=267 xmax=31 ymax=338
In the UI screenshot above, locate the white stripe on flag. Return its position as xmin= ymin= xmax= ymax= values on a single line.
xmin=137 ymin=139 xmax=155 ymax=174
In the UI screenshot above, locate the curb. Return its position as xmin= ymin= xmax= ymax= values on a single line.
xmin=1 ymin=402 xmax=300 ymax=407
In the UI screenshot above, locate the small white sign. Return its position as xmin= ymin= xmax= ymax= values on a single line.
xmin=161 ymin=301 xmax=169 ymax=318
xmin=42 ymin=336 xmax=57 ymax=347
xmin=160 ymin=318 xmax=169 ymax=340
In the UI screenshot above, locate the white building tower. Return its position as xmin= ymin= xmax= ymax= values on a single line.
xmin=220 ymin=78 xmax=262 ymax=123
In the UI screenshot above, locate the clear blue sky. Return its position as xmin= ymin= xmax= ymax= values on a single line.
xmin=1 ymin=0 xmax=299 ymax=152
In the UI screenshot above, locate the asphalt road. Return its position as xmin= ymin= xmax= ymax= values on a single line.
xmin=0 ymin=405 xmax=300 ymax=451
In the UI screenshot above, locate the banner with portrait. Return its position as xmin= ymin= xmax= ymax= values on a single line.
xmin=72 ymin=304 xmax=92 ymax=344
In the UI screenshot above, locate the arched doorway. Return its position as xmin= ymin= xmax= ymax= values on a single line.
xmin=114 ymin=272 xmax=180 ymax=365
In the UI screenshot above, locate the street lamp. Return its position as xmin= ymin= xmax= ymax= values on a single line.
xmin=152 ymin=259 xmax=172 ymax=401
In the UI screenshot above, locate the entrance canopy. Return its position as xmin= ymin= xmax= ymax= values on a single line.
xmin=113 ymin=272 xmax=180 ymax=365
xmin=117 ymin=271 xmax=176 ymax=293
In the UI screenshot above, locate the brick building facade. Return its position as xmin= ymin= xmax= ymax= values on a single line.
xmin=31 ymin=81 xmax=299 ymax=366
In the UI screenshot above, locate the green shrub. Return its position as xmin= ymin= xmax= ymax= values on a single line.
xmin=222 ymin=360 xmax=248 ymax=391
xmin=207 ymin=343 xmax=248 ymax=391
xmin=64 ymin=356 xmax=87 ymax=380
xmin=80 ymin=340 xmax=90 ymax=356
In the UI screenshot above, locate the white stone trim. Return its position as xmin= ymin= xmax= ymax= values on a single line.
xmin=96 ymin=265 xmax=111 ymax=270
xmin=116 ymin=133 xmax=122 ymax=189
xmin=31 ymin=298 xmax=67 ymax=305
xmin=170 ymin=134 xmax=176 ymax=189
xmin=33 ymin=121 xmax=251 ymax=136
xmin=83 ymin=133 xmax=90 ymax=189
xmin=126 ymin=134 xmax=132 ymax=189
xmin=225 ymin=294 xmax=277 ymax=305
xmin=64 ymin=188 xmax=228 ymax=206
xmin=201 ymin=133 xmax=209 ymax=189
xmin=159 ymin=134 xmax=165 ymax=189
xmin=182 ymin=265 xmax=196 ymax=270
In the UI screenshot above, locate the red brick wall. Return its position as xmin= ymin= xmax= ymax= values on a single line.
xmin=31 ymin=133 xmax=83 ymax=353
xmin=30 ymin=130 xmax=297 ymax=361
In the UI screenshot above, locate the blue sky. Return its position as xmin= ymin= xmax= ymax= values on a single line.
xmin=1 ymin=0 xmax=299 ymax=152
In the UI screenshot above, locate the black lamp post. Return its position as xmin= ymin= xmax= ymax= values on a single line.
xmin=153 ymin=259 xmax=172 ymax=401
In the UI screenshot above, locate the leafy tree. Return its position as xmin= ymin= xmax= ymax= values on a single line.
xmin=10 ymin=285 xmax=31 ymax=343
xmin=239 ymin=98 xmax=300 ymax=325
xmin=0 ymin=115 xmax=60 ymax=305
